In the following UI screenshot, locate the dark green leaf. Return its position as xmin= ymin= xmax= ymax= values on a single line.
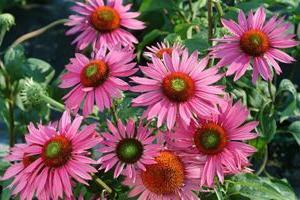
xmin=227 ymin=174 xmax=297 ymax=200
xmin=25 ymin=58 xmax=55 ymax=84
xmin=287 ymin=121 xmax=300 ymax=145
xmin=258 ymin=102 xmax=277 ymax=143
xmin=246 ymin=80 xmax=272 ymax=110
xmin=4 ymin=45 xmax=27 ymax=80
xmin=183 ymin=31 xmax=209 ymax=54
xmin=139 ymin=0 xmax=176 ymax=12
xmin=164 ymin=33 xmax=182 ymax=44
xmin=275 ymin=79 xmax=297 ymax=121
xmin=137 ymin=29 xmax=168 ymax=60
xmin=0 ymin=179 xmax=12 ymax=200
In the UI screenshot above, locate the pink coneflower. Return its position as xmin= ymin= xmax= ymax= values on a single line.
xmin=1 ymin=144 xmax=38 ymax=200
xmin=19 ymin=111 xmax=101 ymax=200
xmin=98 ymin=119 xmax=160 ymax=180
xmin=59 ymin=47 xmax=137 ymax=116
xmin=210 ymin=7 xmax=299 ymax=83
xmin=66 ymin=0 xmax=145 ymax=50
xmin=144 ymin=42 xmax=185 ymax=59
xmin=131 ymin=49 xmax=224 ymax=130
xmin=123 ymin=150 xmax=202 ymax=200
xmin=168 ymin=100 xmax=258 ymax=187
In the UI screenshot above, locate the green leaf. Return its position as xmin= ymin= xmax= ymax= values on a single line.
xmin=248 ymin=80 xmax=272 ymax=109
xmin=231 ymin=88 xmax=247 ymax=105
xmin=139 ymin=0 xmax=176 ymax=12
xmin=248 ymin=137 xmax=267 ymax=153
xmin=297 ymin=93 xmax=300 ymax=109
xmin=137 ymin=29 xmax=168 ymax=60
xmin=164 ymin=33 xmax=182 ymax=44
xmin=227 ymin=174 xmax=297 ymax=200
xmin=25 ymin=58 xmax=55 ymax=84
xmin=275 ymin=79 xmax=297 ymax=122
xmin=4 ymin=45 xmax=27 ymax=80
xmin=0 ymin=98 xmax=9 ymax=126
xmin=258 ymin=102 xmax=277 ymax=143
xmin=174 ymin=23 xmax=193 ymax=39
xmin=116 ymin=93 xmax=143 ymax=122
xmin=183 ymin=31 xmax=209 ymax=54
xmin=287 ymin=121 xmax=300 ymax=145
xmin=237 ymin=0 xmax=266 ymax=12
xmin=0 ymin=178 xmax=12 ymax=200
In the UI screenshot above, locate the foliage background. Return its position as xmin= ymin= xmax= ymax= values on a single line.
xmin=0 ymin=0 xmax=299 ymax=199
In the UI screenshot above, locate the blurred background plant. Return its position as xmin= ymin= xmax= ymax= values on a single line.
xmin=0 ymin=0 xmax=299 ymax=199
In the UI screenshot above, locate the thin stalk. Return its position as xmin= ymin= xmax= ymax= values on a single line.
xmin=5 ymin=75 xmax=15 ymax=147
xmin=214 ymin=1 xmax=224 ymax=17
xmin=267 ymin=80 xmax=275 ymax=103
xmin=9 ymin=19 xmax=67 ymax=49
xmin=188 ymin=0 xmax=195 ymax=20
xmin=207 ymin=0 xmax=213 ymax=45
xmin=177 ymin=10 xmax=190 ymax=23
xmin=0 ymin=29 xmax=6 ymax=48
xmin=0 ymin=59 xmax=5 ymax=71
xmin=93 ymin=175 xmax=113 ymax=194
xmin=41 ymin=94 xmax=65 ymax=112
xmin=110 ymin=102 xmax=118 ymax=125
xmin=256 ymin=146 xmax=268 ymax=176
xmin=8 ymin=95 xmax=15 ymax=147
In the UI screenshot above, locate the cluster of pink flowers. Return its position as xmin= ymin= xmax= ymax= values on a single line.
xmin=1 ymin=0 xmax=298 ymax=199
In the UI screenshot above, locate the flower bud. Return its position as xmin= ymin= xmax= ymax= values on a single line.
xmin=0 ymin=13 xmax=15 ymax=31
xmin=20 ymin=78 xmax=47 ymax=106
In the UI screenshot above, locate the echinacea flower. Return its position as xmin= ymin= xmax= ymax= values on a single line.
xmin=98 ymin=119 xmax=160 ymax=180
xmin=18 ymin=111 xmax=101 ymax=200
xmin=210 ymin=7 xmax=299 ymax=83
xmin=131 ymin=49 xmax=224 ymax=130
xmin=144 ymin=42 xmax=185 ymax=59
xmin=168 ymin=100 xmax=258 ymax=187
xmin=59 ymin=47 xmax=137 ymax=116
xmin=66 ymin=0 xmax=145 ymax=50
xmin=1 ymin=144 xmax=38 ymax=200
xmin=123 ymin=150 xmax=202 ymax=200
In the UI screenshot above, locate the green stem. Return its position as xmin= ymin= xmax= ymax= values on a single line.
xmin=177 ymin=10 xmax=190 ymax=23
xmin=207 ymin=0 xmax=213 ymax=45
xmin=188 ymin=0 xmax=195 ymax=20
xmin=8 ymin=94 xmax=15 ymax=147
xmin=110 ymin=102 xmax=118 ymax=125
xmin=94 ymin=175 xmax=112 ymax=194
xmin=0 ymin=29 xmax=6 ymax=48
xmin=214 ymin=1 xmax=224 ymax=17
xmin=41 ymin=94 xmax=65 ymax=112
xmin=256 ymin=145 xmax=268 ymax=176
xmin=5 ymin=75 xmax=16 ymax=147
xmin=267 ymin=80 xmax=275 ymax=103
xmin=9 ymin=19 xmax=67 ymax=49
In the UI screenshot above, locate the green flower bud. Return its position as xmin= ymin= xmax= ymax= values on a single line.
xmin=20 ymin=78 xmax=48 ymax=106
xmin=0 ymin=13 xmax=15 ymax=31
